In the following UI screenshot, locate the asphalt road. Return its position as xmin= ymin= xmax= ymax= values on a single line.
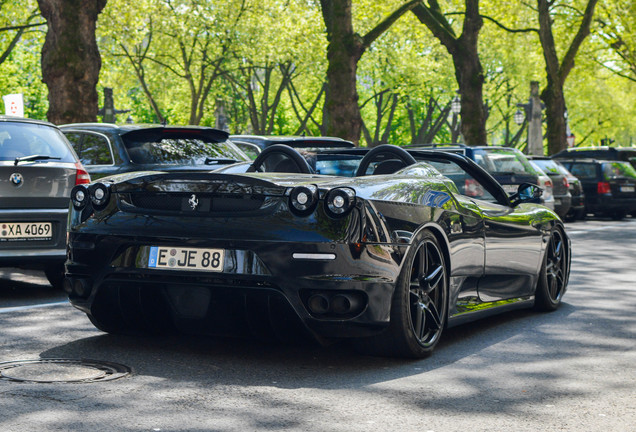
xmin=0 ymin=218 xmax=634 ymax=432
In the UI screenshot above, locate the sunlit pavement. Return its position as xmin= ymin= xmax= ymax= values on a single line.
xmin=0 ymin=218 xmax=635 ymax=431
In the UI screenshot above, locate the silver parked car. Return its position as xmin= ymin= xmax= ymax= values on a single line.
xmin=0 ymin=116 xmax=90 ymax=288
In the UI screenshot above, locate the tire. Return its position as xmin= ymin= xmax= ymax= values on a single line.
xmin=44 ymin=265 xmax=65 ymax=290
xmin=611 ymin=211 xmax=626 ymax=221
xmin=574 ymin=208 xmax=587 ymax=220
xmin=357 ymin=230 xmax=448 ymax=358
xmin=534 ymin=227 xmax=568 ymax=311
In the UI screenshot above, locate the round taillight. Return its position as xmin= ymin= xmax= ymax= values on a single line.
xmin=289 ymin=185 xmax=318 ymax=215
xmin=71 ymin=185 xmax=90 ymax=209
xmin=89 ymin=183 xmax=110 ymax=208
xmin=325 ymin=188 xmax=356 ymax=217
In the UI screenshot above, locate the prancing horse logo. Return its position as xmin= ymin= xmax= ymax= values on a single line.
xmin=188 ymin=194 xmax=199 ymax=210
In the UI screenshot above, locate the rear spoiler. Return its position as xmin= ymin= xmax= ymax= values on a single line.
xmin=121 ymin=127 xmax=229 ymax=143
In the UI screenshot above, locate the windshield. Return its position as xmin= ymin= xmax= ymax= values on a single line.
xmin=603 ymin=162 xmax=636 ymax=179
xmin=0 ymin=122 xmax=76 ymax=162
xmin=531 ymin=159 xmax=561 ymax=174
xmin=122 ymin=136 xmax=249 ymax=165
xmin=475 ymin=148 xmax=535 ymax=175
xmin=315 ymin=154 xmax=363 ymax=176
xmin=553 ymin=162 xmax=575 ymax=177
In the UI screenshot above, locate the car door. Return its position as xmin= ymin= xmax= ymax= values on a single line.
xmin=440 ymin=153 xmax=544 ymax=301
xmin=473 ymin=198 xmax=545 ymax=301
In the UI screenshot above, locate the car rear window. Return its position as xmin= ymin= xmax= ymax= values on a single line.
xmin=122 ymin=133 xmax=249 ymax=165
xmin=0 ymin=122 xmax=76 ymax=163
xmin=568 ymin=163 xmax=596 ymax=179
xmin=531 ymin=159 xmax=561 ymax=174
xmin=474 ymin=148 xmax=535 ymax=175
xmin=602 ymin=162 xmax=636 ymax=180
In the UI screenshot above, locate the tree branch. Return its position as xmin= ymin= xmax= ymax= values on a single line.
xmin=411 ymin=2 xmax=457 ymax=51
xmin=361 ymin=0 xmax=420 ymax=50
xmin=559 ymin=0 xmax=599 ymax=83
xmin=0 ymin=21 xmax=46 ymax=32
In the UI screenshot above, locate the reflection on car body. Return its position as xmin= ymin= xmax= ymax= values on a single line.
xmin=66 ymin=143 xmax=570 ymax=358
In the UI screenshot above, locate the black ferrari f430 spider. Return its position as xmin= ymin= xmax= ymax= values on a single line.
xmin=66 ymin=143 xmax=570 ymax=358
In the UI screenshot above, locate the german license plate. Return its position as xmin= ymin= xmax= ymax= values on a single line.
xmin=0 ymin=222 xmax=52 ymax=240
xmin=620 ymin=186 xmax=635 ymax=193
xmin=148 ymin=246 xmax=224 ymax=272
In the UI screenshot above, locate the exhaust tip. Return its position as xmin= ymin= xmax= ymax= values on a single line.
xmin=307 ymin=294 xmax=329 ymax=314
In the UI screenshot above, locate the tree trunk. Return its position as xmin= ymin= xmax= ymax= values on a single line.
xmin=452 ymin=40 xmax=487 ymax=145
xmin=540 ymin=80 xmax=567 ymax=156
xmin=537 ymin=0 xmax=598 ymax=155
xmin=38 ymin=0 xmax=107 ymax=125
xmin=320 ymin=0 xmax=419 ymax=144
xmin=412 ymin=0 xmax=488 ymax=146
xmin=320 ymin=0 xmax=363 ymax=143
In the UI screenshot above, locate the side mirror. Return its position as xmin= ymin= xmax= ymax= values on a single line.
xmin=510 ymin=183 xmax=543 ymax=207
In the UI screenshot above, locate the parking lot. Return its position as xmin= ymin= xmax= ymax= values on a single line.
xmin=0 ymin=217 xmax=634 ymax=431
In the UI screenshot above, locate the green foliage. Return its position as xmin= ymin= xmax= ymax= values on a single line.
xmin=0 ymin=0 xmax=47 ymax=118
xmin=0 ymin=0 xmax=632 ymax=146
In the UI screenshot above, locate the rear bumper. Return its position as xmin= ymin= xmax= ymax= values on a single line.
xmin=0 ymin=208 xmax=68 ymax=269
xmin=586 ymin=195 xmax=636 ymax=214
xmin=66 ymin=232 xmax=406 ymax=339
xmin=552 ymin=194 xmax=572 ymax=218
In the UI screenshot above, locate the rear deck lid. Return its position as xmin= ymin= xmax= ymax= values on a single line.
xmin=1 ymin=121 xmax=78 ymax=208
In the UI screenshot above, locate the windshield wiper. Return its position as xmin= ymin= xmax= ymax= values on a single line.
xmin=14 ymin=155 xmax=62 ymax=166
xmin=204 ymin=157 xmax=237 ymax=165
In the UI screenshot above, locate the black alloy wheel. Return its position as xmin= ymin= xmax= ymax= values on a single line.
xmin=357 ymin=230 xmax=448 ymax=358
xmin=406 ymin=236 xmax=447 ymax=350
xmin=535 ymin=228 xmax=568 ymax=311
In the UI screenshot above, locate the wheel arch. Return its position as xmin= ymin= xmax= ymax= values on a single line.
xmin=414 ymin=222 xmax=452 ymax=281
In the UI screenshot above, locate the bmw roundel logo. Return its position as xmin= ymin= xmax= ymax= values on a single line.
xmin=9 ymin=173 xmax=23 ymax=187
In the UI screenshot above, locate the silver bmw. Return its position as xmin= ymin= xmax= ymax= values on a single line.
xmin=0 ymin=116 xmax=90 ymax=288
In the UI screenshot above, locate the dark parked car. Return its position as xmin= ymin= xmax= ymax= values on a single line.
xmin=1 ymin=116 xmax=90 ymax=288
xmin=553 ymin=146 xmax=636 ymax=169
xmin=408 ymin=144 xmax=542 ymax=200
xmin=551 ymin=160 xmax=586 ymax=220
xmin=559 ymin=159 xmax=636 ymax=219
xmin=230 ymin=135 xmax=355 ymax=159
xmin=60 ymin=123 xmax=250 ymax=179
xmin=66 ymin=144 xmax=570 ymax=358
xmin=528 ymin=156 xmax=572 ymax=219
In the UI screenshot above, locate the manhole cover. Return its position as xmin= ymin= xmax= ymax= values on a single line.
xmin=0 ymin=359 xmax=131 ymax=383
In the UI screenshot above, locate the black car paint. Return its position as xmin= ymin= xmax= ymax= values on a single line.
xmin=559 ymin=159 xmax=636 ymax=218
xmin=553 ymin=146 xmax=636 ymax=169
xmin=61 ymin=123 xmax=249 ymax=179
xmin=66 ymin=148 xmax=567 ymax=344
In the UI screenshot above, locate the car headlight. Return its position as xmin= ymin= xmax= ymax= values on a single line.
xmin=71 ymin=185 xmax=90 ymax=209
xmin=89 ymin=183 xmax=110 ymax=208
xmin=289 ymin=185 xmax=318 ymax=215
xmin=325 ymin=187 xmax=356 ymax=217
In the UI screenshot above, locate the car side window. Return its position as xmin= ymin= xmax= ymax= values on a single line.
xmin=81 ymin=133 xmax=113 ymax=165
xmin=424 ymin=159 xmax=497 ymax=202
xmin=64 ymin=132 xmax=82 ymax=154
xmin=568 ymin=163 xmax=595 ymax=179
xmin=66 ymin=132 xmax=113 ymax=165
